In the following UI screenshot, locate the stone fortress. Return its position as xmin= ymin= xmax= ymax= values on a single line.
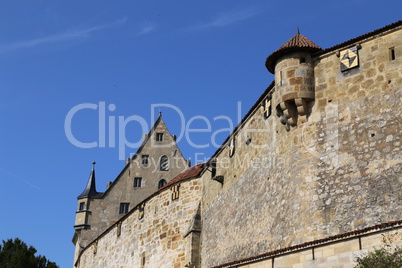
xmin=73 ymin=21 xmax=402 ymax=267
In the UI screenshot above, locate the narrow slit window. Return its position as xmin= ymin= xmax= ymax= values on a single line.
xmin=390 ymin=47 xmax=396 ymax=61
xmin=79 ymin=202 xmax=85 ymax=211
xmin=211 ymin=160 xmax=216 ymax=178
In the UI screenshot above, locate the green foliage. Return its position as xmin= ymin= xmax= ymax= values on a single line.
xmin=354 ymin=246 xmax=402 ymax=268
xmin=355 ymin=232 xmax=402 ymax=268
xmin=0 ymin=238 xmax=58 ymax=268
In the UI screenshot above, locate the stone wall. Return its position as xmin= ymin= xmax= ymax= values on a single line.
xmin=201 ymin=25 xmax=402 ymax=267
xmin=237 ymin=227 xmax=402 ymax=268
xmin=75 ymin=177 xmax=202 ymax=268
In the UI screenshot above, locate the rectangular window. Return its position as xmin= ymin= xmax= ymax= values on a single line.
xmin=79 ymin=202 xmax=85 ymax=211
xmin=141 ymin=155 xmax=149 ymax=166
xmin=156 ymin=133 xmax=164 ymax=142
xmin=134 ymin=177 xmax=142 ymax=188
xmin=119 ymin=203 xmax=130 ymax=214
xmin=390 ymin=47 xmax=396 ymax=61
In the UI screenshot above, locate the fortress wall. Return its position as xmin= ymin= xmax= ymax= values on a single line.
xmin=201 ymin=27 xmax=402 ymax=267
xmin=238 ymin=227 xmax=402 ymax=268
xmin=76 ymin=178 xmax=202 ymax=268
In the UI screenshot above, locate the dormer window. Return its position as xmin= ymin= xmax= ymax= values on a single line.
xmin=156 ymin=133 xmax=164 ymax=142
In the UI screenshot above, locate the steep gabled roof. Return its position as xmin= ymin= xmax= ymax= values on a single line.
xmin=99 ymin=113 xmax=181 ymax=197
xmin=265 ymin=32 xmax=322 ymax=73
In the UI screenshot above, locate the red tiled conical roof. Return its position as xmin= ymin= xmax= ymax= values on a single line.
xmin=265 ymin=33 xmax=322 ymax=73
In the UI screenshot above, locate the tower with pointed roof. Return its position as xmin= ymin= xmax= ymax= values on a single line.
xmin=74 ymin=162 xmax=100 ymax=231
xmin=72 ymin=114 xmax=190 ymax=261
xmin=266 ymin=30 xmax=322 ymax=130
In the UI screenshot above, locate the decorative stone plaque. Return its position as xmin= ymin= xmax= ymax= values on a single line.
xmin=340 ymin=46 xmax=359 ymax=71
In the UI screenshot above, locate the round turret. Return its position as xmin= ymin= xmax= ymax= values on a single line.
xmin=266 ymin=32 xmax=322 ymax=130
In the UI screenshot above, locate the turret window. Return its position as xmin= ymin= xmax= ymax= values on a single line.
xmin=119 ymin=203 xmax=130 ymax=214
xmin=160 ymin=156 xmax=169 ymax=171
xmin=79 ymin=202 xmax=85 ymax=211
xmin=278 ymin=70 xmax=283 ymax=86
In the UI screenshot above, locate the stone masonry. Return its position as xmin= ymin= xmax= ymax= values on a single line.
xmin=73 ymin=21 xmax=402 ymax=268
xmin=75 ymin=168 xmax=202 ymax=268
xmin=201 ymin=21 xmax=402 ymax=267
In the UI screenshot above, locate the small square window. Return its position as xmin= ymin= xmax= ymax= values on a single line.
xmin=119 ymin=203 xmax=130 ymax=214
xmin=156 ymin=133 xmax=164 ymax=142
xmin=141 ymin=155 xmax=149 ymax=166
xmin=134 ymin=177 xmax=142 ymax=188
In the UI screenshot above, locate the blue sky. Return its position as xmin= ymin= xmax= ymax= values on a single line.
xmin=0 ymin=1 xmax=400 ymax=267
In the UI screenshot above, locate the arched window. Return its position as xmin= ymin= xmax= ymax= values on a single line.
xmin=160 ymin=155 xmax=169 ymax=171
xmin=158 ymin=179 xmax=167 ymax=189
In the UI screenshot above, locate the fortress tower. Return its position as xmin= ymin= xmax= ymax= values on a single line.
xmin=266 ymin=30 xmax=322 ymax=130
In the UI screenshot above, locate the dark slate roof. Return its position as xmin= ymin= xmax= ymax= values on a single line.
xmin=77 ymin=164 xmax=102 ymax=199
xmin=265 ymin=33 xmax=322 ymax=73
